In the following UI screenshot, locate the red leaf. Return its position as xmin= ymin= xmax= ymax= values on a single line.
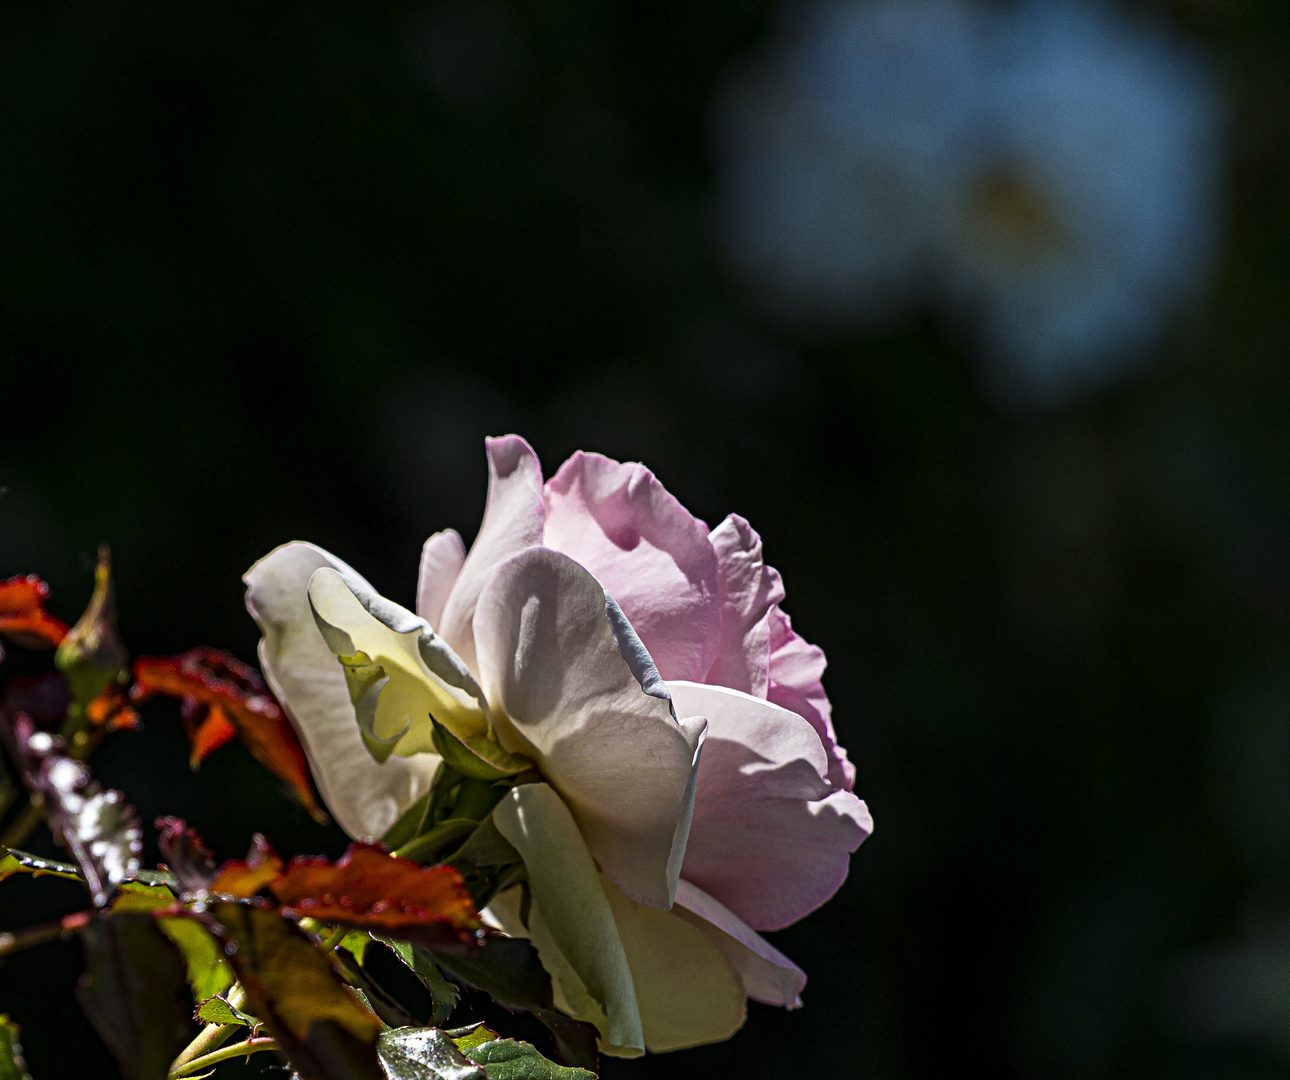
xmin=210 ymin=841 xmax=483 ymax=953
xmin=0 ymin=575 xmax=69 ymax=650
xmin=187 ymin=704 xmax=237 ymax=766
xmin=155 ymin=816 xmax=219 ymax=895
xmin=202 ymin=905 xmax=384 ymax=1080
xmin=86 ymin=686 xmax=141 ymax=732
xmin=270 ymin=843 xmax=483 ymax=952
xmin=131 ymin=649 xmax=326 ymax=824
xmin=209 ymin=833 xmax=285 ymax=899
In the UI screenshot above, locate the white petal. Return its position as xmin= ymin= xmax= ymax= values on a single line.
xmin=416 ymin=529 xmax=466 ymax=630
xmin=674 ymin=880 xmax=806 ymax=1007
xmin=475 ymin=547 xmax=706 ymax=908
xmin=491 ymin=784 xmax=644 ymax=1056
xmin=244 ymin=542 xmax=437 ymax=839
xmin=437 ymin=435 xmax=545 ymax=672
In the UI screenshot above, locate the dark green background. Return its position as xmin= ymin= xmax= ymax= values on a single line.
xmin=3 ymin=0 xmax=1290 ymax=1076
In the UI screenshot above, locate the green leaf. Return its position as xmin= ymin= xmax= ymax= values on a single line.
xmin=376 ymin=1027 xmax=590 ymax=1080
xmin=462 ymin=1039 xmax=595 ymax=1080
xmin=376 ymin=1026 xmax=486 ymax=1080
xmin=447 ymin=817 xmax=526 ymax=912
xmin=0 ymin=848 xmax=175 ymax=889
xmin=0 ymin=848 xmax=82 ymax=884
xmin=382 ymin=790 xmax=431 ymax=851
xmin=395 ymin=819 xmax=478 ymax=865
xmin=428 ymin=763 xmax=464 ymax=823
xmin=451 ymin=1023 xmax=498 ymax=1052
xmin=450 ymin=817 xmax=521 ymax=870
xmin=340 ymin=652 xmax=400 ymax=764
xmin=431 ymin=938 xmax=598 ymax=1073
xmin=431 ymin=937 xmax=553 ymax=1016
xmin=380 ymin=938 xmax=460 ymax=1025
xmin=298 ymin=920 xmax=372 ymax=968
xmin=131 ymin=868 xmax=180 ymax=888
xmin=195 ymin=994 xmax=261 ymax=1034
xmin=76 ymin=914 xmax=190 ymax=1080
xmin=341 ymin=930 xmax=371 ymax=967
xmin=0 ymin=1015 xmax=31 ymax=1080
xmin=450 ymin=779 xmax=509 ymax=823
xmin=112 ymin=882 xmax=234 ymax=1001
xmin=429 ymin=717 xmax=532 ymax=782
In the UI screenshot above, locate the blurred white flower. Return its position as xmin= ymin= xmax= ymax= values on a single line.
xmin=714 ymin=0 xmax=1226 ymax=408
xmin=714 ymin=0 xmax=984 ymax=327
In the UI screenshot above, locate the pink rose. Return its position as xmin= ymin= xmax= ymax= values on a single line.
xmin=245 ymin=435 xmax=871 ymax=1055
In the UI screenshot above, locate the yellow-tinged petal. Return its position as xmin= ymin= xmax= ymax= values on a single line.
xmin=491 ymin=783 xmax=644 ymax=1056
xmin=600 ymin=875 xmax=746 ymax=1052
xmin=244 ymin=542 xmax=437 ymax=839
xmin=673 ymin=880 xmax=806 ymax=1008
xmin=307 ymin=567 xmax=489 ymax=760
xmin=488 ymin=796 xmax=749 ymax=1055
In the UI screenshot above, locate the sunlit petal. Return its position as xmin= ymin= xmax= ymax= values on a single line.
xmin=476 ymin=547 xmax=706 ymax=908
xmin=244 ymin=542 xmax=437 ymax=839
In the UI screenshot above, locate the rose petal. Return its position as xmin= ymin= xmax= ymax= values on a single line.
xmin=543 ymin=451 xmax=721 ymax=682
xmin=437 ymin=435 xmax=545 ymax=672
xmin=491 ymin=783 xmax=644 ymax=1056
xmin=416 ymin=529 xmax=467 ymax=630
xmin=475 ymin=547 xmax=706 ymax=909
xmin=244 ymin=542 xmax=438 ymax=839
xmin=307 ymin=567 xmax=489 ymax=759
xmin=673 ymin=880 xmax=806 ymax=1007
xmin=600 ymin=874 xmax=746 ymax=1052
xmin=704 ymin=514 xmax=785 ymax=696
xmin=671 ymin=681 xmax=872 ymax=930
xmin=768 ymin=607 xmax=856 ymax=791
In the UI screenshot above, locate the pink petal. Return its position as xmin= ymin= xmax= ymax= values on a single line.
xmin=543 ymin=452 xmax=720 ymax=682
xmin=671 ymin=681 xmax=872 ymax=931
xmin=704 ymin=514 xmax=785 ymax=697
xmin=674 ymin=880 xmax=806 ymax=1008
xmin=767 ymin=607 xmax=856 ymax=792
xmin=437 ymin=435 xmax=545 ymax=672
xmin=415 ymin=529 xmax=466 ymax=630
xmin=703 ymin=515 xmax=855 ymax=792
